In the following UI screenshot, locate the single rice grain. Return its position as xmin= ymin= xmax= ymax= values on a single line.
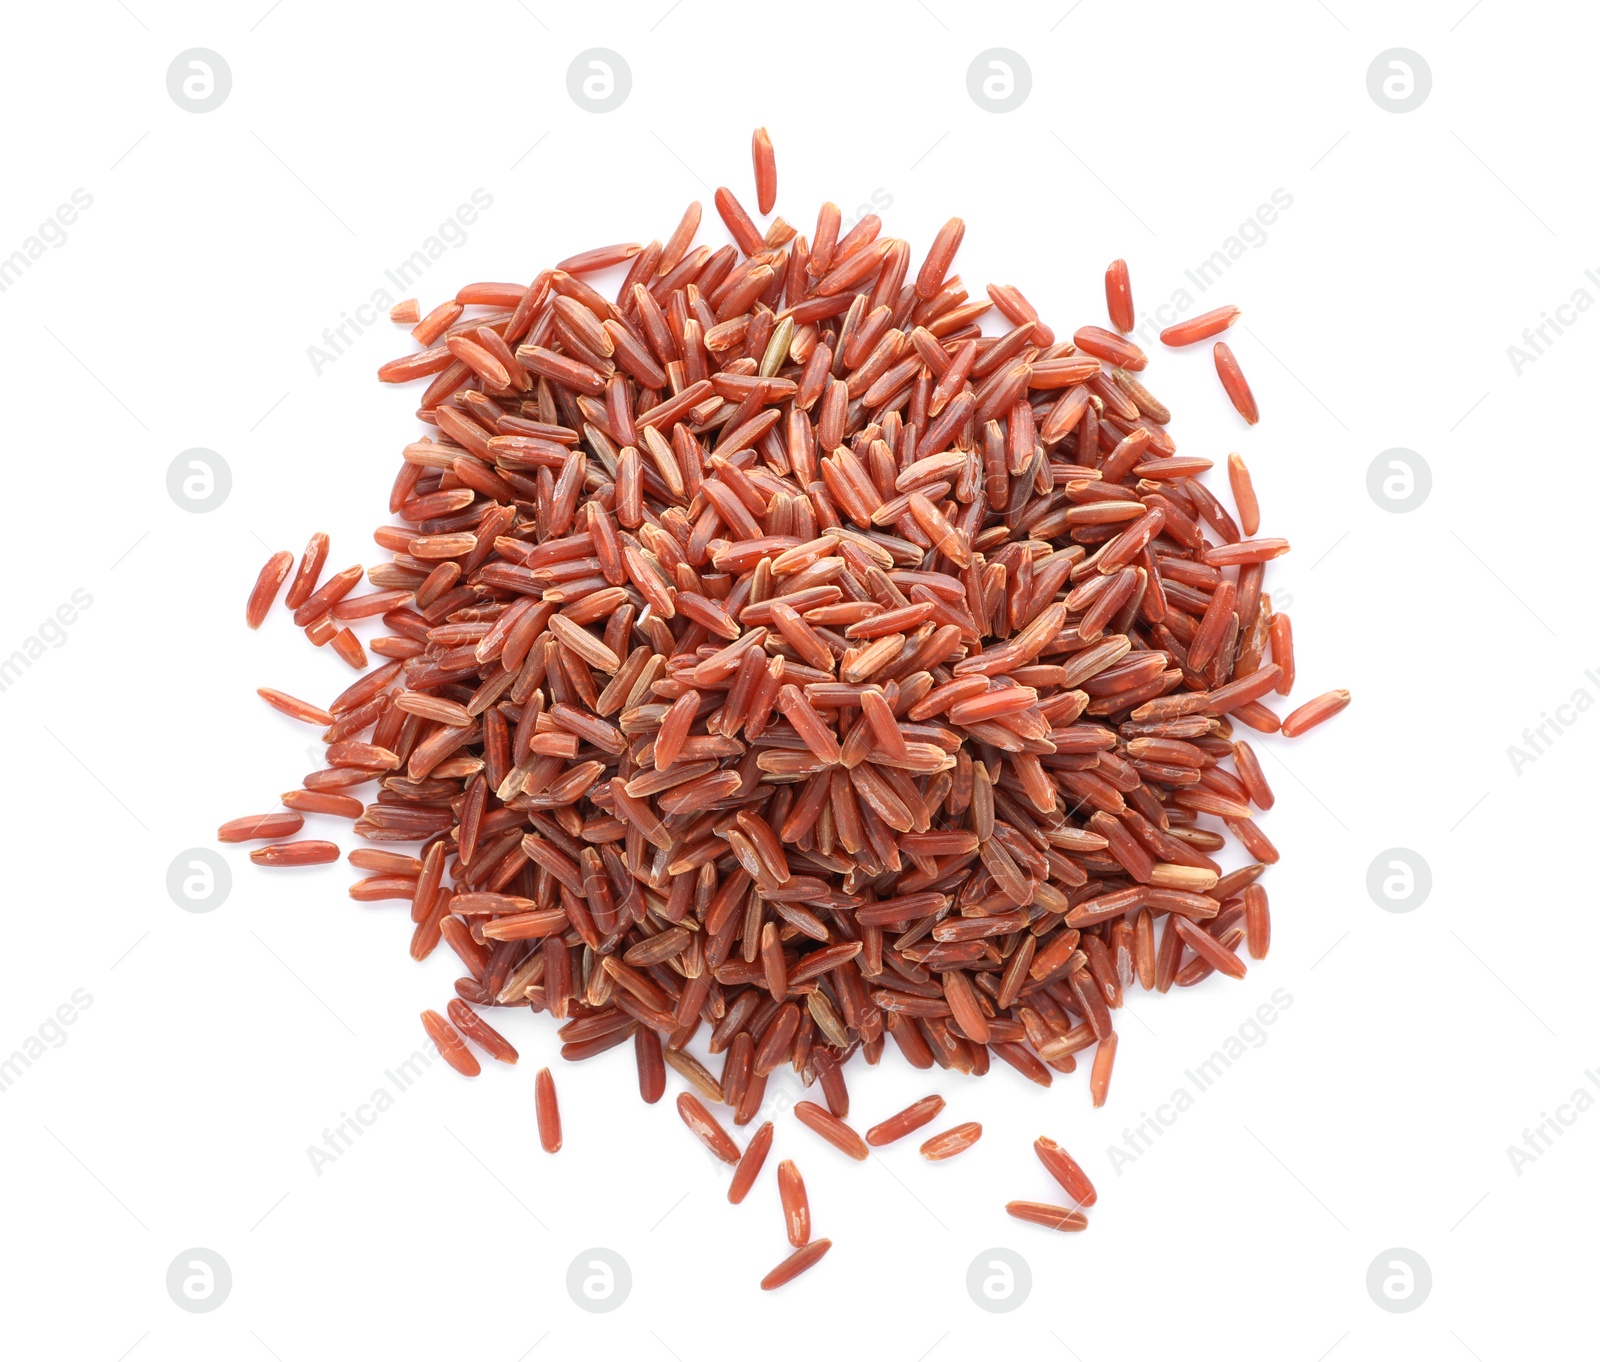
xmin=1281 ymin=688 xmax=1350 ymax=738
xmin=777 ymin=1159 xmax=810 ymax=1246
xmin=422 ymin=1009 xmax=481 ymax=1077
xmin=247 ymin=551 xmax=293 ymax=629
xmin=1213 ymin=342 xmax=1259 ymax=424
xmin=1006 ymin=1200 xmax=1089 ymax=1232
xmin=920 ymin=1122 xmax=983 ymax=1160
xmin=866 ymin=1094 xmax=946 ymax=1146
xmin=761 ymin=1238 xmax=832 ymax=1290
xmin=1104 ymin=259 xmax=1134 ymax=332
xmin=535 ymin=1066 xmax=562 ymax=1151
xmin=249 ymin=840 xmax=340 ymax=867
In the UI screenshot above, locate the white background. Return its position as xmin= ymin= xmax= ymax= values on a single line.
xmin=0 ymin=2 xmax=1593 ymax=1358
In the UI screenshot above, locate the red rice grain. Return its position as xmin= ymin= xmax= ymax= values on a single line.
xmin=728 ymin=1120 xmax=774 ymax=1204
xmin=1213 ymin=342 xmax=1259 ymax=424
xmin=349 ymin=874 xmax=415 ymax=901
xmin=256 ymin=688 xmax=333 ymax=726
xmin=1226 ymin=453 xmax=1260 ymax=536
xmin=283 ymin=532 xmax=330 ymax=610
xmin=752 ymin=127 xmax=777 ymax=215
xmin=865 ymin=1095 xmax=946 ymax=1146
xmin=1232 ymin=740 xmax=1274 ymax=810
xmin=1089 ymin=1033 xmax=1118 ymax=1106
xmin=349 ymin=849 xmax=419 ymax=874
xmin=280 ymin=789 xmax=363 ymax=818
xmin=794 ymin=1102 xmax=869 ymax=1161
xmin=761 ymin=1238 xmax=832 ymax=1290
xmin=535 ymin=1067 xmax=561 ymax=1151
xmin=230 ymin=127 xmax=1344 ymax=1273
xmin=1104 ymin=259 xmax=1134 ymax=332
xmin=422 ymin=1009 xmax=481 ymax=1076
xmin=777 ymin=1159 xmax=810 ymax=1246
xmin=1280 ymin=689 xmax=1351 ymax=738
xmin=1034 ymin=1136 xmax=1097 ymax=1207
xmin=291 ymin=565 xmax=363 ymax=627
xmin=1006 ymin=1200 xmax=1089 ymax=1232
xmin=918 ymin=218 xmax=966 ymax=300
xmin=413 ymin=300 xmax=462 ymax=346
xmin=1244 ymin=883 xmax=1271 ymax=960
xmin=450 ymin=999 xmax=520 ymax=1064
xmin=1160 ymin=305 xmax=1240 ymax=347
xmin=247 ymin=551 xmax=293 ymax=628
xmin=218 ymin=812 xmax=304 ymax=842
xmin=678 ymin=1092 xmax=741 ymax=1164
xmin=556 ymin=243 xmax=641 ymax=274
xmin=249 ymin=840 xmax=340 ymax=867
xmin=330 ymin=628 xmax=367 ymax=669
xmin=920 ymin=1122 xmax=983 ymax=1160
xmin=1270 ymin=613 xmax=1295 ymax=694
